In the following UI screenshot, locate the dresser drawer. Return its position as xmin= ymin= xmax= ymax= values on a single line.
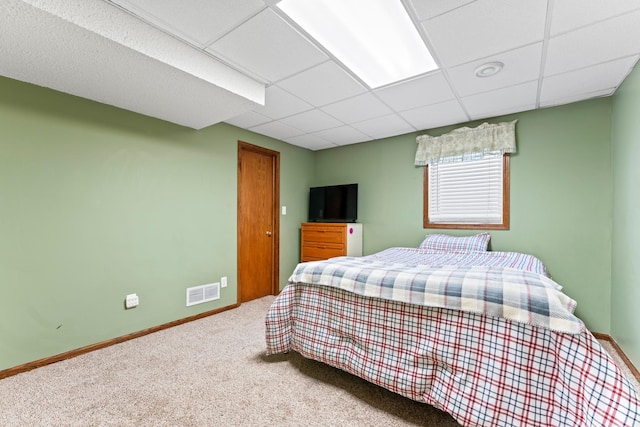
xmin=302 ymin=243 xmax=344 ymax=261
xmin=302 ymin=228 xmax=344 ymax=244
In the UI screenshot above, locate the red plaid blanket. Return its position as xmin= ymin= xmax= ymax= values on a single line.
xmin=266 ymin=253 xmax=640 ymax=426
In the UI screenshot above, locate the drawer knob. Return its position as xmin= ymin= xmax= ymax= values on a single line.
xmin=266 ymin=231 xmax=272 ymax=237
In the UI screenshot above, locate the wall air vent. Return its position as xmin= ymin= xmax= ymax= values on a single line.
xmin=186 ymin=283 xmax=220 ymax=307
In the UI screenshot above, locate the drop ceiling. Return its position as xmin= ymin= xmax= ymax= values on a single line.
xmin=3 ymin=0 xmax=640 ymax=151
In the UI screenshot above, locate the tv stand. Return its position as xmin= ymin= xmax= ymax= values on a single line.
xmin=300 ymin=222 xmax=363 ymax=262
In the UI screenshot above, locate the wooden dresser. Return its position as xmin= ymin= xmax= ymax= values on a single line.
xmin=300 ymin=222 xmax=363 ymax=262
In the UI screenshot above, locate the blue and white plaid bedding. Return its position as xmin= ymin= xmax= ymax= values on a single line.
xmin=365 ymin=247 xmax=549 ymax=276
xmin=289 ymin=256 xmax=583 ymax=333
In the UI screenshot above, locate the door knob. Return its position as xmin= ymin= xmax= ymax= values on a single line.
xmin=266 ymin=231 xmax=272 ymax=236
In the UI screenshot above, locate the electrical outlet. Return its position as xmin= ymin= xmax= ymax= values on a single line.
xmin=221 ymin=276 xmax=227 ymax=288
xmin=125 ymin=293 xmax=139 ymax=309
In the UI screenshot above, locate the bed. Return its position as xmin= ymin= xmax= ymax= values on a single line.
xmin=265 ymin=234 xmax=640 ymax=427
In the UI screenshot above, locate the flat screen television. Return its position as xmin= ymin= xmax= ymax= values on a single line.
xmin=308 ymin=183 xmax=358 ymax=223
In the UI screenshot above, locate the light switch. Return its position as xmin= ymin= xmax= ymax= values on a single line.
xmin=281 ymin=206 xmax=287 ymax=215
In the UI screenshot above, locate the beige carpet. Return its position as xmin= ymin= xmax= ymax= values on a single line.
xmin=2 ymin=296 xmax=638 ymax=426
xmin=0 ymin=296 xmax=460 ymax=426
xmin=599 ymin=340 xmax=640 ymax=394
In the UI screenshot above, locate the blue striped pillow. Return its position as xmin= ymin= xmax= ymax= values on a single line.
xmin=419 ymin=233 xmax=491 ymax=252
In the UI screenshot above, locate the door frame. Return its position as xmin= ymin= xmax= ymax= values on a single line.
xmin=237 ymin=141 xmax=280 ymax=302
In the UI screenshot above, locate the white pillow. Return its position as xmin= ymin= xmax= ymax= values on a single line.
xmin=419 ymin=233 xmax=491 ymax=252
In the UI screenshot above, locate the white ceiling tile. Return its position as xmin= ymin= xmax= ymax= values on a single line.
xmin=461 ymin=81 xmax=538 ymax=118
xmin=277 ymin=61 xmax=367 ymax=106
xmin=285 ymin=133 xmax=336 ymax=151
xmin=351 ymin=114 xmax=415 ymax=140
xmin=541 ymin=57 xmax=638 ymax=106
xmin=540 ymin=88 xmax=614 ymax=108
xmin=469 ymin=103 xmax=536 ymax=122
xmin=313 ymin=126 xmax=370 ymax=145
xmin=224 ymin=111 xmax=271 ymax=128
xmin=279 ymin=109 xmax=343 ymax=133
xmin=5 ymin=0 xmax=640 ymax=150
xmin=400 ymin=100 xmax=469 ymax=130
xmin=108 ymin=0 xmax=265 ymax=46
xmin=448 ymin=43 xmax=543 ymax=97
xmin=374 ymin=72 xmax=455 ymax=111
xmin=321 ymin=93 xmax=393 ymax=123
xmin=550 ymin=0 xmax=640 ymax=36
xmin=0 ymin=0 xmax=263 ymax=130
xmin=207 ymin=9 xmax=327 ymax=82
xmin=546 ymin=10 xmax=640 ymax=76
xmin=249 ymin=120 xmax=305 ymax=140
xmin=425 ymin=0 xmax=548 ymax=67
xmin=254 ymin=86 xmax=312 ymax=120
xmin=411 ymin=0 xmax=476 ymax=21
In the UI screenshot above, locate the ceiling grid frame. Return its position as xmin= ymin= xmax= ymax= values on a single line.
xmin=2 ymin=0 xmax=639 ymax=150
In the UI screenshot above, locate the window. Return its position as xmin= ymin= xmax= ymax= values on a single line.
xmin=424 ymin=152 xmax=510 ymax=230
xmin=415 ymin=121 xmax=516 ymax=229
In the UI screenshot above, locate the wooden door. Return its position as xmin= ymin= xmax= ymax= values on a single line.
xmin=237 ymin=141 xmax=279 ymax=303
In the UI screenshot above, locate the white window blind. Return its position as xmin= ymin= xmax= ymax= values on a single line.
xmin=428 ymin=153 xmax=503 ymax=224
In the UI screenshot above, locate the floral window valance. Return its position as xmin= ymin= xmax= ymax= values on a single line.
xmin=415 ymin=120 xmax=517 ymax=166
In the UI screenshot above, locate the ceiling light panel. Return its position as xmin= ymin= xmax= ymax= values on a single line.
xmin=277 ymin=0 xmax=438 ymax=89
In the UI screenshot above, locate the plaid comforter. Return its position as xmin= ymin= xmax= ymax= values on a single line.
xmin=289 ymin=256 xmax=582 ymax=334
xmin=266 ymin=250 xmax=640 ymax=426
xmin=365 ymin=247 xmax=549 ymax=276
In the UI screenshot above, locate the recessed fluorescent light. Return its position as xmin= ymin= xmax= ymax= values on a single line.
xmin=278 ymin=0 xmax=438 ymax=89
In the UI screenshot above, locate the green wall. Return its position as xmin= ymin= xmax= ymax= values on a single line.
xmin=611 ymin=64 xmax=640 ymax=367
xmin=0 ymin=76 xmax=314 ymax=371
xmin=314 ymin=99 xmax=613 ymax=332
xmin=2 ymin=69 xmax=634 ymax=372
